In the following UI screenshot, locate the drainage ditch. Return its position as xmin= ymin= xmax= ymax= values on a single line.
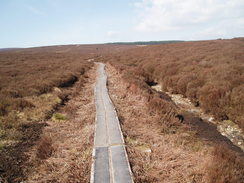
xmin=148 ymin=81 xmax=244 ymax=151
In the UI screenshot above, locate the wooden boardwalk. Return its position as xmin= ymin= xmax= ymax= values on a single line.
xmin=90 ymin=63 xmax=133 ymax=183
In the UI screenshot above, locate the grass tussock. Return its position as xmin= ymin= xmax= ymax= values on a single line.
xmin=52 ymin=113 xmax=67 ymax=121
xmin=36 ymin=136 xmax=54 ymax=160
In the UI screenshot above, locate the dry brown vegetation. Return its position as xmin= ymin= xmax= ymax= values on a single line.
xmin=25 ymin=65 xmax=96 ymax=183
xmin=104 ymin=39 xmax=244 ymax=182
xmin=0 ymin=44 xmax=134 ymax=146
xmin=102 ymin=38 xmax=244 ymax=130
xmin=106 ymin=63 xmax=244 ymax=183
xmin=0 ymin=44 xmax=134 ymax=182
xmin=1 ymin=38 xmax=243 ymax=182
xmin=0 ymin=48 xmax=89 ymax=148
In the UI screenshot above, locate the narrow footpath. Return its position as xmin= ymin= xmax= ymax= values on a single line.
xmin=90 ymin=63 xmax=133 ymax=183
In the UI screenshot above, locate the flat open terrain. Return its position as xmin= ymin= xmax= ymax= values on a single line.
xmin=0 ymin=39 xmax=244 ymax=183
xmin=0 ymin=44 xmax=135 ymax=182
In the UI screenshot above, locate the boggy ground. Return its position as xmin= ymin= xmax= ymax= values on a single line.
xmin=106 ymin=64 xmax=244 ymax=183
xmin=0 ymin=65 xmax=96 ymax=182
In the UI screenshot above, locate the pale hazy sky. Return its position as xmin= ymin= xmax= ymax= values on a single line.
xmin=0 ymin=0 xmax=244 ymax=48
